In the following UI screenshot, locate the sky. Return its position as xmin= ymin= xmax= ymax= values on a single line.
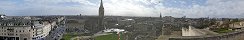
xmin=0 ymin=0 xmax=244 ymax=18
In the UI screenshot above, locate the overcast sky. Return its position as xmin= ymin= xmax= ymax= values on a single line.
xmin=0 ymin=0 xmax=244 ymax=18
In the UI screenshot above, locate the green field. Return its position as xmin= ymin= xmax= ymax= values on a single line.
xmin=61 ymin=33 xmax=80 ymax=40
xmin=61 ymin=34 xmax=72 ymax=40
xmin=213 ymin=28 xmax=233 ymax=33
xmin=95 ymin=33 xmax=124 ymax=40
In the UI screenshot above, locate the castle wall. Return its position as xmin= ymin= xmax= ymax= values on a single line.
xmin=170 ymin=29 xmax=244 ymax=40
xmin=182 ymin=26 xmax=205 ymax=36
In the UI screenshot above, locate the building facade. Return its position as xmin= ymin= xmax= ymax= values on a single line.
xmin=0 ymin=17 xmax=60 ymax=40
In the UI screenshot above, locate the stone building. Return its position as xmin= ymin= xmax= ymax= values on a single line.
xmin=126 ymin=22 xmax=157 ymax=40
xmin=66 ymin=19 xmax=85 ymax=33
xmin=229 ymin=21 xmax=244 ymax=29
xmin=0 ymin=17 xmax=57 ymax=40
xmin=84 ymin=17 xmax=100 ymax=34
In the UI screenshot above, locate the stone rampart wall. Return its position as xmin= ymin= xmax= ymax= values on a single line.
xmin=169 ymin=29 xmax=244 ymax=40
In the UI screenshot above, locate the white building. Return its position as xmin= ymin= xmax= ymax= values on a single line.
xmin=0 ymin=19 xmax=54 ymax=40
xmin=118 ymin=18 xmax=135 ymax=26
xmin=0 ymin=14 xmax=6 ymax=19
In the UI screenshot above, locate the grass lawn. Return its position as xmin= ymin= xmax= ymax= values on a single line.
xmin=61 ymin=34 xmax=72 ymax=40
xmin=95 ymin=33 xmax=124 ymax=40
xmin=213 ymin=28 xmax=233 ymax=33
xmin=61 ymin=33 xmax=80 ymax=40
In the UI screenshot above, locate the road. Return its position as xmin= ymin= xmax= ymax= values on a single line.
xmin=45 ymin=19 xmax=66 ymax=40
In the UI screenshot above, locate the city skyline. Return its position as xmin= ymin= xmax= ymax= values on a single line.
xmin=0 ymin=0 xmax=244 ymax=18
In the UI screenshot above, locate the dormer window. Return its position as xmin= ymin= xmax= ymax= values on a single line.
xmin=31 ymin=26 xmax=35 ymax=28
xmin=8 ymin=24 xmax=10 ymax=26
xmin=14 ymin=24 xmax=16 ymax=26
xmin=23 ymin=24 xmax=26 ymax=26
xmin=8 ymin=24 xmax=13 ymax=26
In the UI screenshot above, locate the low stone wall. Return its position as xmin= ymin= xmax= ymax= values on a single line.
xmin=169 ymin=29 xmax=244 ymax=40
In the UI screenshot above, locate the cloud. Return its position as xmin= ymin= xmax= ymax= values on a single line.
xmin=0 ymin=0 xmax=243 ymax=18
xmin=158 ymin=0 xmax=244 ymax=18
xmin=104 ymin=0 xmax=161 ymax=16
xmin=0 ymin=0 xmax=95 ymax=16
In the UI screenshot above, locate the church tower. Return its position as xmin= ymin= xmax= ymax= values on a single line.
xmin=98 ymin=0 xmax=104 ymax=27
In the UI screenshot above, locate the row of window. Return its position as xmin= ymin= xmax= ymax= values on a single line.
xmin=1 ymin=33 xmax=18 ymax=36
xmin=0 ymin=33 xmax=44 ymax=37
xmin=1 ymin=27 xmax=28 ymax=29
xmin=0 ymin=23 xmax=28 ymax=26
xmin=0 ymin=30 xmax=31 ymax=32
xmin=32 ymin=35 xmax=44 ymax=40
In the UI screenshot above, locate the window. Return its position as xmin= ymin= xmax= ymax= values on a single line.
xmin=24 ymin=38 xmax=27 ymax=40
xmin=23 ymin=24 xmax=26 ymax=26
xmin=32 ymin=38 xmax=35 ymax=39
xmin=16 ymin=37 xmax=19 ymax=40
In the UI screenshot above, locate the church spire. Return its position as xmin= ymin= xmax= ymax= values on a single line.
xmin=99 ymin=0 xmax=104 ymax=17
xmin=160 ymin=12 xmax=162 ymax=18
xmin=99 ymin=0 xmax=104 ymax=8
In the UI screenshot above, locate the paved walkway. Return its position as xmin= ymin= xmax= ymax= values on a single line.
xmin=156 ymin=31 xmax=181 ymax=40
xmin=70 ymin=30 xmax=112 ymax=40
